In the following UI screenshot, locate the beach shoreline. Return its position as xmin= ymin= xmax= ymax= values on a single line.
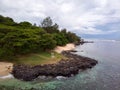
xmin=0 ymin=43 xmax=75 ymax=78
xmin=0 ymin=43 xmax=98 ymax=81
xmin=12 ymin=50 xmax=98 ymax=81
xmin=54 ymin=43 xmax=75 ymax=53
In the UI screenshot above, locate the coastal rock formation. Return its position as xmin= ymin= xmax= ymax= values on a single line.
xmin=74 ymin=41 xmax=94 ymax=45
xmin=12 ymin=51 xmax=98 ymax=81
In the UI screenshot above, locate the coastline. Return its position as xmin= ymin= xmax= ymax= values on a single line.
xmin=0 ymin=43 xmax=98 ymax=80
xmin=12 ymin=49 xmax=98 ymax=81
xmin=12 ymin=51 xmax=98 ymax=81
xmin=0 ymin=43 xmax=75 ymax=78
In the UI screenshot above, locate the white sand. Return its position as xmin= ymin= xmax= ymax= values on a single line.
xmin=54 ymin=43 xmax=75 ymax=53
xmin=0 ymin=62 xmax=13 ymax=77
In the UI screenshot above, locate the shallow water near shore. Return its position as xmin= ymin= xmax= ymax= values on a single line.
xmin=0 ymin=40 xmax=120 ymax=90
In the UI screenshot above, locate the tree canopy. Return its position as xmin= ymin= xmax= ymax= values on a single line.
xmin=0 ymin=15 xmax=81 ymax=60
xmin=41 ymin=17 xmax=53 ymax=27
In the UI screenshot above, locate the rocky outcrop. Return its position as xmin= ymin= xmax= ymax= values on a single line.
xmin=12 ymin=51 xmax=98 ymax=81
xmin=74 ymin=41 xmax=94 ymax=45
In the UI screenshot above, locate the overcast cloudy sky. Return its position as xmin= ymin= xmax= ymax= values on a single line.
xmin=0 ymin=0 xmax=120 ymax=39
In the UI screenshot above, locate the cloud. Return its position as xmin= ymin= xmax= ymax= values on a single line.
xmin=0 ymin=0 xmax=120 ymax=36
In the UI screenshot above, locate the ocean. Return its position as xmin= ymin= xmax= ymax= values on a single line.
xmin=0 ymin=40 xmax=120 ymax=90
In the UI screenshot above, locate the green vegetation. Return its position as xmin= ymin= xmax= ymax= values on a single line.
xmin=0 ymin=15 xmax=81 ymax=61
xmin=13 ymin=52 xmax=65 ymax=65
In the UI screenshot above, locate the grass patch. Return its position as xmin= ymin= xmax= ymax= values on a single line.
xmin=12 ymin=52 xmax=66 ymax=65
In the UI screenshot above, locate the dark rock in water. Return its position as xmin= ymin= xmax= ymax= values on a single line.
xmin=12 ymin=51 xmax=98 ymax=81
xmin=69 ymin=50 xmax=77 ymax=52
xmin=80 ymin=50 xmax=84 ymax=52
xmin=74 ymin=41 xmax=94 ymax=46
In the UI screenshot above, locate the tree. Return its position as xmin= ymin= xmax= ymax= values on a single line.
xmin=0 ymin=15 xmax=81 ymax=60
xmin=39 ymin=34 xmax=56 ymax=50
xmin=41 ymin=17 xmax=59 ymax=33
xmin=61 ymin=28 xmax=67 ymax=34
xmin=53 ymin=33 xmax=68 ymax=46
xmin=33 ymin=23 xmax=37 ymax=27
xmin=0 ymin=15 xmax=15 ymax=25
xmin=19 ymin=21 xmax=32 ymax=28
xmin=41 ymin=17 xmax=53 ymax=27
xmin=53 ymin=23 xmax=59 ymax=30
xmin=66 ymin=32 xmax=81 ymax=43
xmin=0 ymin=24 xmax=45 ymax=59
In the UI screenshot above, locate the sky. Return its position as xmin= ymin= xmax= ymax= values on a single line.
xmin=0 ymin=0 xmax=120 ymax=40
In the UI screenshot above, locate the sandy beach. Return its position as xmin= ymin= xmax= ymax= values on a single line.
xmin=0 ymin=62 xmax=13 ymax=77
xmin=54 ymin=43 xmax=75 ymax=53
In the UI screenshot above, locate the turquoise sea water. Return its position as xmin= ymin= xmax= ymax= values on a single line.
xmin=0 ymin=40 xmax=120 ymax=90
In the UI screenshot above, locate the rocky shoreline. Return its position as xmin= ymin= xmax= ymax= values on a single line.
xmin=12 ymin=51 xmax=98 ymax=81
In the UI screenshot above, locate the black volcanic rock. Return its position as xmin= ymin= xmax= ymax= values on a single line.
xmin=12 ymin=51 xmax=98 ymax=81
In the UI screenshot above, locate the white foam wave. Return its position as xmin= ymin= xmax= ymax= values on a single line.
xmin=0 ymin=74 xmax=14 ymax=79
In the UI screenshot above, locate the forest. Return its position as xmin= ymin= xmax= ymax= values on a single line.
xmin=0 ymin=15 xmax=81 ymax=60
